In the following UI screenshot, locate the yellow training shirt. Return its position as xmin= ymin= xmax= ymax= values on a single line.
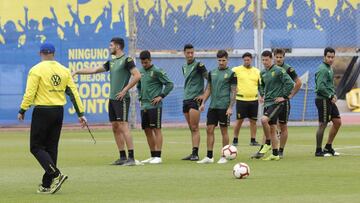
xmin=232 ymin=65 xmax=260 ymax=101
xmin=20 ymin=60 xmax=84 ymax=116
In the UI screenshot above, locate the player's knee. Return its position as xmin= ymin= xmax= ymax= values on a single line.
xmin=237 ymin=119 xmax=244 ymax=124
xmin=333 ymin=119 xmax=342 ymax=128
xmin=190 ymin=125 xmax=199 ymax=132
xmin=206 ymin=127 xmax=214 ymax=134
xmin=220 ymin=128 xmax=228 ymax=136
xmin=118 ymin=124 xmax=130 ymax=135
xmin=249 ymin=119 xmax=256 ymax=124
xmin=319 ymin=122 xmax=327 ymax=127
xmin=279 ymin=123 xmax=287 ymax=130
xmin=318 ymin=122 xmax=327 ymax=129
xmin=111 ymin=122 xmax=119 ymax=130
xmin=261 ymin=116 xmax=269 ymax=125
xmin=153 ymin=128 xmax=162 ymax=135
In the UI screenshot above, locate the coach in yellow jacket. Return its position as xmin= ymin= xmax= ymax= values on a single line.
xmin=17 ymin=43 xmax=86 ymax=194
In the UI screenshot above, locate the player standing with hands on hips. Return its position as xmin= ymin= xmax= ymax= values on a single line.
xmin=273 ymin=48 xmax=302 ymax=158
xmin=18 ymin=43 xmax=87 ymax=194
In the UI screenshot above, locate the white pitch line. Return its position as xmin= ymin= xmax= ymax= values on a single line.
xmin=334 ymin=146 xmax=360 ymax=150
xmin=333 ymin=146 xmax=360 ymax=156
xmin=62 ymin=139 xmax=360 ymax=150
xmin=61 ymin=139 xmax=360 ymax=156
xmin=335 ymin=153 xmax=360 ymax=156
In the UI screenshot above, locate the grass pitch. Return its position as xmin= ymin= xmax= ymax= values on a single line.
xmin=1 ymin=126 xmax=360 ymax=203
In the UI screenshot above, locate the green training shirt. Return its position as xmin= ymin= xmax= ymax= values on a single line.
xmin=259 ymin=65 xmax=294 ymax=107
xmin=208 ymin=67 xmax=237 ymax=109
xmin=279 ymin=63 xmax=298 ymax=82
xmin=182 ymin=60 xmax=207 ymax=100
xmin=137 ymin=65 xmax=174 ymax=110
xmin=315 ymin=62 xmax=335 ymax=99
xmin=104 ymin=55 xmax=136 ymax=100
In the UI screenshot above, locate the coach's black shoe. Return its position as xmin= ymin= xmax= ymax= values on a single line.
xmin=182 ymin=154 xmax=192 ymax=160
xmin=315 ymin=151 xmax=324 ymax=157
xmin=123 ymin=158 xmax=136 ymax=166
xmin=249 ymin=141 xmax=260 ymax=146
xmin=112 ymin=158 xmax=127 ymax=165
xmin=49 ymin=173 xmax=68 ymax=194
xmin=37 ymin=184 xmax=51 ymax=194
xmin=251 ymin=152 xmax=265 ymax=159
xmin=190 ymin=154 xmax=199 ymax=161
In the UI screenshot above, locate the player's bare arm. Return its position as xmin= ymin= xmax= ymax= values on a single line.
xmin=289 ymin=77 xmax=302 ymax=99
xmin=199 ymin=84 xmax=211 ymax=112
xmin=227 ymin=85 xmax=237 ymax=116
xmin=194 ymin=65 xmax=208 ymax=102
xmin=72 ymin=66 xmax=106 ymax=77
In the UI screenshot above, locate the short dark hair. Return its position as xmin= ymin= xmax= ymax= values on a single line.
xmin=261 ymin=50 xmax=273 ymax=58
xmin=183 ymin=44 xmax=194 ymax=51
xmin=242 ymin=52 xmax=252 ymax=59
xmin=217 ymin=50 xmax=228 ymax=58
xmin=111 ymin=37 xmax=125 ymax=50
xmin=139 ymin=50 xmax=151 ymax=60
xmin=273 ymin=48 xmax=285 ymax=56
xmin=324 ymin=47 xmax=335 ymax=56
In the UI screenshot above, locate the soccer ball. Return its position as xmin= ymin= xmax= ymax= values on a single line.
xmin=221 ymin=145 xmax=237 ymax=160
xmin=233 ymin=162 xmax=250 ymax=179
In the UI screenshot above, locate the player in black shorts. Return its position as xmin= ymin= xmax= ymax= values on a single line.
xmin=252 ymin=51 xmax=294 ymax=161
xmin=181 ymin=44 xmax=208 ymax=161
xmin=137 ymin=50 xmax=174 ymax=164
xmin=273 ymin=48 xmax=302 ymax=158
xmin=314 ymin=47 xmax=341 ymax=157
xmin=197 ymin=50 xmax=237 ymax=164
xmin=73 ymin=38 xmax=141 ymax=166
xmin=231 ymin=52 xmax=261 ymax=146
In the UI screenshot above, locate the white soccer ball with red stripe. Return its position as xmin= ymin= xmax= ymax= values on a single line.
xmin=233 ymin=162 xmax=250 ymax=179
xmin=221 ymin=145 xmax=237 ymax=160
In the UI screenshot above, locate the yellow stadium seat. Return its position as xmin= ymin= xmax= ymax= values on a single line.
xmin=346 ymin=88 xmax=360 ymax=112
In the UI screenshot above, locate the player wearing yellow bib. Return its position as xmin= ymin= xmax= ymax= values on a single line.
xmin=231 ymin=52 xmax=261 ymax=147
